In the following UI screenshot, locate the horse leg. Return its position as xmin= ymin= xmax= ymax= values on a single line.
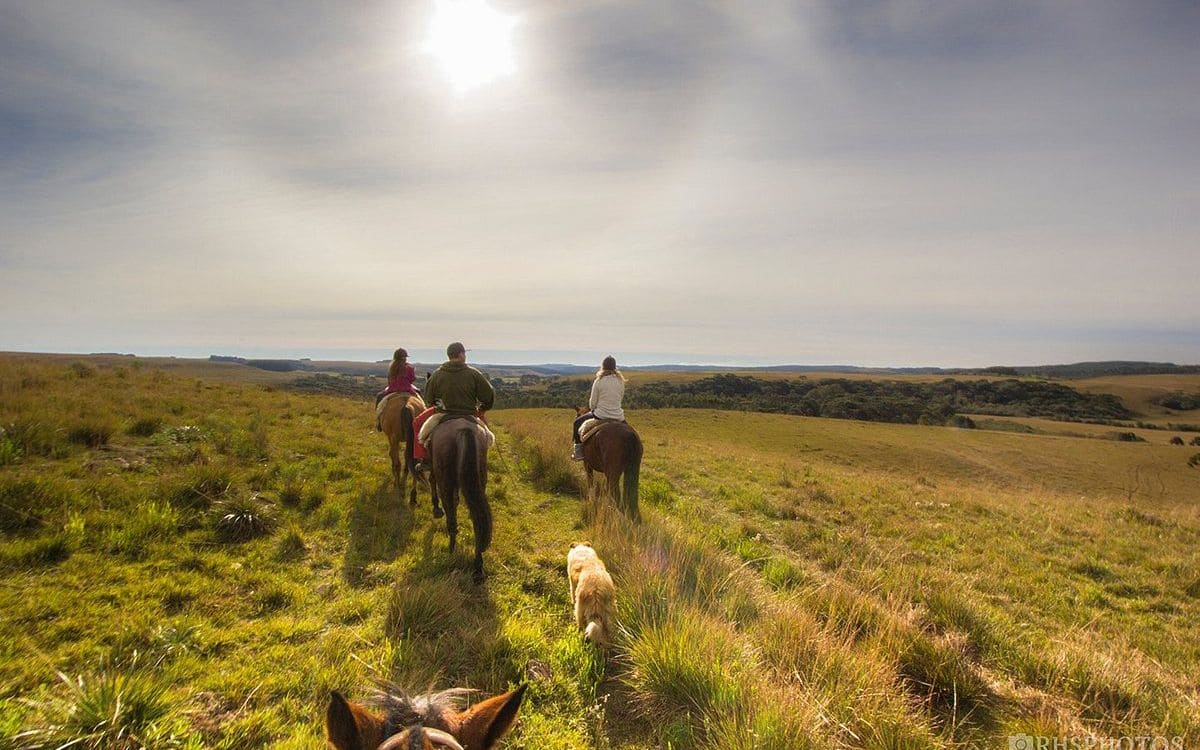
xmin=430 ymin=455 xmax=444 ymax=519
xmin=388 ymin=435 xmax=404 ymax=503
xmin=607 ymin=471 xmax=621 ymax=509
xmin=445 ymin=490 xmax=458 ymax=554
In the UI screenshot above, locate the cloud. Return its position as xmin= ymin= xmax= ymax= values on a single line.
xmin=1 ymin=0 xmax=1197 ymax=366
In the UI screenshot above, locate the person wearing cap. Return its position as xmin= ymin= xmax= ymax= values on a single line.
xmin=374 ymin=347 xmax=420 ymax=431
xmin=412 ymin=342 xmax=496 ymax=470
xmin=571 ymin=355 xmax=626 ymax=460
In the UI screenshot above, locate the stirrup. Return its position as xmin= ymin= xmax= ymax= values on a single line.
xmin=570 ymin=444 xmax=584 ymax=461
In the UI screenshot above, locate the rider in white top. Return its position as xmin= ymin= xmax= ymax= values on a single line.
xmin=572 ymin=355 xmax=627 ymax=460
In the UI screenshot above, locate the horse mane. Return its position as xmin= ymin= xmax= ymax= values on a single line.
xmin=367 ymin=682 xmax=474 ymax=730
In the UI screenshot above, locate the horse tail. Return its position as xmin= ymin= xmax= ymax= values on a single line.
xmin=623 ymin=429 xmax=643 ymax=519
xmin=457 ymin=427 xmax=492 ymax=552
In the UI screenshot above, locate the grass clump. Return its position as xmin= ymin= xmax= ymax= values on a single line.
xmin=212 ymin=495 xmax=277 ymax=543
xmin=4 ymin=417 xmax=68 ymax=458
xmin=0 ymin=533 xmax=73 ymax=569
xmin=0 ymin=477 xmax=75 ymax=533
xmin=106 ymin=502 xmax=181 ymax=558
xmin=387 ymin=577 xmax=466 ymax=639
xmin=27 ymin=666 xmax=192 ymax=749
xmin=67 ymin=418 xmax=116 ymax=448
xmin=126 ymin=416 xmax=163 ymax=437
xmin=164 ymin=464 xmax=232 ymax=511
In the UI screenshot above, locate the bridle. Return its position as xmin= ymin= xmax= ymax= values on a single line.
xmin=376 ymin=723 xmax=464 ymax=750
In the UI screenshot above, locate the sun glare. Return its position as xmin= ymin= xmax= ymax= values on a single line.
xmin=424 ymin=0 xmax=517 ymax=93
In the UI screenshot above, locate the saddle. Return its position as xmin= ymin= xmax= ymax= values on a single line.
xmin=419 ymin=412 xmax=496 ymax=448
xmin=375 ymin=392 xmax=410 ymax=419
xmin=579 ymin=417 xmax=624 ymax=443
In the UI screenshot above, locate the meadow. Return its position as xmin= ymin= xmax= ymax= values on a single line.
xmin=1 ymin=355 xmax=1198 ymax=748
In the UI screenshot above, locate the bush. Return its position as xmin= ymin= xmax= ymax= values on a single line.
xmin=1188 ymin=453 xmax=1200 ymax=469
xmin=213 ymin=495 xmax=277 ymax=542
xmin=946 ymin=415 xmax=976 ymax=429
xmin=1110 ymin=432 xmax=1145 ymax=443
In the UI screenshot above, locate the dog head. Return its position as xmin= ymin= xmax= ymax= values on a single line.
xmin=583 ymin=619 xmax=609 ymax=648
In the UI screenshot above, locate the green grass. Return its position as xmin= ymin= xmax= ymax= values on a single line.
xmin=3 ymin=355 xmax=1197 ymax=748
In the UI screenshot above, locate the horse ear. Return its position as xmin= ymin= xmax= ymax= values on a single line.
xmin=326 ymin=692 xmax=363 ymax=750
xmin=454 ymin=684 xmax=527 ymax=749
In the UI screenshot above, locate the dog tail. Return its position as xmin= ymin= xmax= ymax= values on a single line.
xmin=584 ymin=620 xmax=606 ymax=647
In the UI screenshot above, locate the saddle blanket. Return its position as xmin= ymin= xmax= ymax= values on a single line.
xmin=579 ymin=417 xmax=624 ymax=443
xmin=376 ymin=392 xmax=411 ymax=420
xmin=418 ymin=413 xmax=496 ymax=449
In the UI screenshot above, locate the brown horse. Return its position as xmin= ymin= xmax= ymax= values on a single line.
xmin=428 ymin=417 xmax=493 ymax=583
xmin=380 ymin=393 xmax=427 ymax=508
xmin=326 ymin=684 xmax=525 ymax=750
xmin=575 ymin=407 xmax=642 ymax=521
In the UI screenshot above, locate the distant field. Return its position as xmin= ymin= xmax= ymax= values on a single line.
xmin=1071 ymin=374 xmax=1200 ymax=422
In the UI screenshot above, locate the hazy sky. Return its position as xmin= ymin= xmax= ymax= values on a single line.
xmin=2 ymin=1 xmax=1197 ymax=366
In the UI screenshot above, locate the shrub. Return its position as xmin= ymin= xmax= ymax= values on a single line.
xmin=1188 ymin=453 xmax=1200 ymax=469
xmin=1191 ymin=437 xmax=1200 ymax=446
xmin=946 ymin=414 xmax=976 ymax=429
xmin=213 ymin=495 xmax=277 ymax=542
xmin=1110 ymin=432 xmax=1145 ymax=443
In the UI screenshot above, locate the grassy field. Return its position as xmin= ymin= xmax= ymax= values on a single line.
xmin=2 ymin=355 xmax=1198 ymax=748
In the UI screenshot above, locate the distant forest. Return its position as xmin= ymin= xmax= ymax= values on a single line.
xmin=493 ymin=374 xmax=1134 ymax=426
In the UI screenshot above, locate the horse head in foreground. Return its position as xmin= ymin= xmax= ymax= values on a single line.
xmin=326 ymin=684 xmax=525 ymax=750
xmin=574 ymin=406 xmax=642 ymax=521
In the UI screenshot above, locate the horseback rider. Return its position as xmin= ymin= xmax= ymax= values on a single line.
xmin=413 ymin=342 xmax=495 ymax=473
xmin=571 ymin=355 xmax=626 ymax=460
xmin=374 ymin=348 xmax=420 ymax=431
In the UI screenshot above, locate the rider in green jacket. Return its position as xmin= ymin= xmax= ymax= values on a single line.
xmin=424 ymin=342 xmax=495 ymax=415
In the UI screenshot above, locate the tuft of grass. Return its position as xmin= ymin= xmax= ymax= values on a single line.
xmin=29 ymin=666 xmax=192 ymax=749
xmin=387 ymin=577 xmax=466 ymax=639
xmin=4 ymin=417 xmax=68 ymax=458
xmin=67 ymin=420 xmax=115 ymax=448
xmin=0 ymin=477 xmax=75 ymax=533
xmin=274 ymin=525 xmax=307 ymax=561
xmin=127 ymin=416 xmax=163 ymax=437
xmin=0 ymin=428 xmax=20 ymax=465
xmin=164 ymin=464 xmax=232 ymax=511
xmin=106 ymin=501 xmax=181 ymax=558
xmin=212 ymin=495 xmax=277 ymax=543
xmin=0 ymin=533 xmax=72 ymax=569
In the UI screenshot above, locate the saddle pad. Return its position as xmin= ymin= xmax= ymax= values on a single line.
xmin=376 ymin=392 xmax=409 ymax=419
xmin=579 ymin=418 xmax=622 ymax=443
xmin=418 ymin=413 xmax=495 ymax=448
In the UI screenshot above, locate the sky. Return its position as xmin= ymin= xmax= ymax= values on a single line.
xmin=1 ymin=1 xmax=1197 ymax=367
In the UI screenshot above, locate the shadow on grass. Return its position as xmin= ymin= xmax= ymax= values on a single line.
xmin=342 ymin=479 xmax=417 ymax=586
xmin=385 ymin=558 xmax=509 ymax=691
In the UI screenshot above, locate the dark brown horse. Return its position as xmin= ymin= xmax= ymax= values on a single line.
xmin=326 ymin=684 xmax=525 ymax=750
xmin=575 ymin=407 xmax=642 ymax=521
xmin=428 ymin=417 xmax=493 ymax=582
xmin=380 ymin=393 xmax=426 ymax=507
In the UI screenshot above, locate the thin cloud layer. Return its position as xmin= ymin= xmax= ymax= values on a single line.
xmin=1 ymin=1 xmax=1197 ymax=366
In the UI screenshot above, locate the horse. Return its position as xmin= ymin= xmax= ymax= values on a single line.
xmin=427 ymin=417 xmax=493 ymax=583
xmin=574 ymin=407 xmax=643 ymax=521
xmin=326 ymin=683 xmax=525 ymax=750
xmin=379 ymin=393 xmax=426 ymax=508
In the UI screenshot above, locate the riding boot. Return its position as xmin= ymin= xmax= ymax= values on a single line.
xmin=570 ymin=443 xmax=584 ymax=461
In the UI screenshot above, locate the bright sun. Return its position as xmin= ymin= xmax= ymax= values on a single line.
xmin=424 ymin=0 xmax=517 ymax=93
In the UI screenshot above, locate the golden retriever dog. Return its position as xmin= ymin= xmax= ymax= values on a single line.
xmin=567 ymin=542 xmax=616 ymax=648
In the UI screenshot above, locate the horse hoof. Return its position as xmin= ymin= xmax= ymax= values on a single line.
xmin=433 ymin=507 xmax=444 ymax=519
xmin=472 ymin=568 xmax=486 ymax=584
